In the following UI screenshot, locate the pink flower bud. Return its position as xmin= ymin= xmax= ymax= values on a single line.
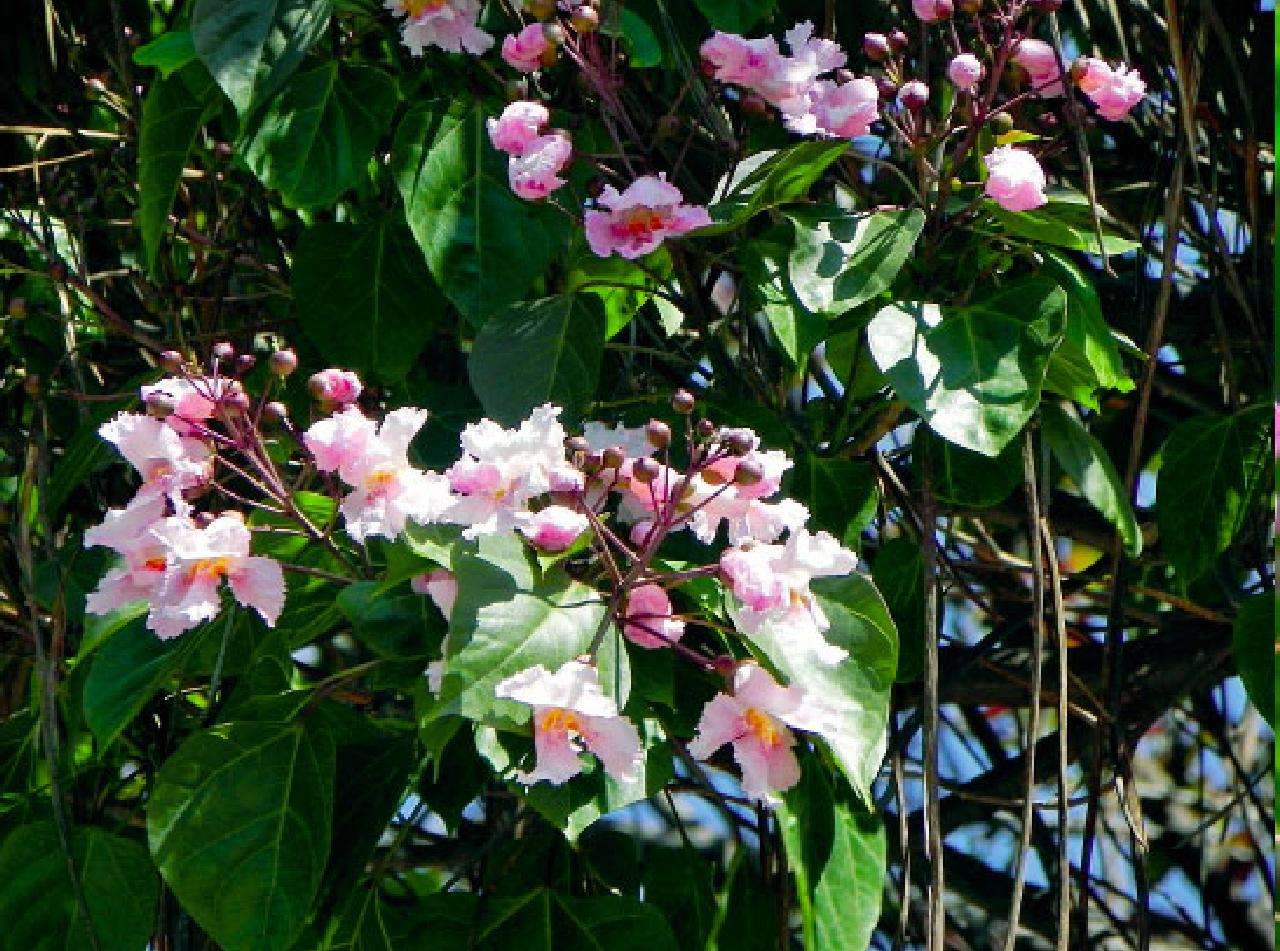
xmin=983 ymin=146 xmax=1048 ymax=212
xmin=947 ymin=53 xmax=984 ymax=91
xmin=308 ymin=369 xmax=362 ymax=405
xmin=897 ymin=80 xmax=930 ymax=111
xmin=912 ymin=0 xmax=953 ymax=22
xmin=518 ymin=505 xmax=589 ymax=551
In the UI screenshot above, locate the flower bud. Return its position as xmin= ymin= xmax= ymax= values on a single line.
xmin=722 ymin=430 xmax=754 ymax=457
xmin=862 ymin=32 xmax=892 ymax=62
xmin=542 ymin=22 xmax=565 ymax=45
xmin=947 ymin=53 xmax=985 ymax=91
xmin=888 ymin=30 xmax=909 ymax=52
xmin=262 ymin=401 xmax=289 ymax=424
xmin=268 ymin=349 xmax=298 ymax=376
xmin=224 ymin=388 xmax=252 ymax=413
xmin=602 ymin=445 xmax=626 ymax=470
xmin=211 ymin=341 xmax=235 ymax=362
xmin=898 ymin=80 xmax=930 ymax=111
xmin=565 ymin=435 xmax=590 ymax=456
xmin=160 ymin=350 xmax=184 ymax=373
xmin=145 ymin=391 xmax=177 ymax=419
xmin=582 ymin=452 xmax=604 ymax=476
xmin=570 ymin=5 xmax=599 ymax=33
xmin=733 ymin=459 xmax=764 ymax=486
xmin=645 ymin=419 xmax=672 ymax=449
xmin=672 ymin=389 xmax=696 ymax=414
xmin=538 ymin=44 xmax=559 ymax=68
xmin=957 ymin=0 xmax=982 ymax=10
xmin=695 ymin=418 xmax=716 ymax=438
xmin=991 ymin=111 xmax=1016 ymax=133
xmin=702 ymin=463 xmax=732 ymax=486
xmin=235 ymin=353 xmax=256 ymax=374
xmin=632 ymin=458 xmax=660 ymax=484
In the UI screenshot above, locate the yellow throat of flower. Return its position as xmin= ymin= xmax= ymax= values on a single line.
xmin=539 ymin=708 xmax=582 ymax=733
xmin=189 ymin=557 xmax=232 ymax=581
xmin=742 ymin=707 xmax=783 ymax=748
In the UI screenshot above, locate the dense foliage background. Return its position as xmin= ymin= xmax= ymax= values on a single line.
xmin=0 ymin=0 xmax=1273 ymax=948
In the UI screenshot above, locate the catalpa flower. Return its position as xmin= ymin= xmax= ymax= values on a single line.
xmin=689 ymin=435 xmax=808 ymax=545
xmin=84 ymin=495 xmax=171 ymax=616
xmin=1075 ymin=58 xmax=1145 ymax=121
xmin=304 ymin=406 xmax=452 ymax=542
xmin=495 ymin=661 xmax=642 ymax=785
xmin=445 ymin=404 xmax=569 ymax=537
xmin=720 ymin=529 xmax=858 ymax=665
xmin=388 ymin=0 xmax=494 ymax=55
xmin=501 ymin=23 xmax=549 ymax=72
xmin=517 ymin=504 xmax=589 ymax=551
xmin=984 ymin=146 xmax=1048 ymax=212
xmin=138 ymin=513 xmax=284 ymax=639
xmin=805 ymin=77 xmax=879 ymax=139
xmin=508 ymin=133 xmax=572 ymax=201
xmin=688 ymin=662 xmax=829 ymax=801
xmin=141 ymin=375 xmax=227 ymax=436
xmin=98 ymin=412 xmax=211 ymax=507
xmin=912 ymin=0 xmax=953 ymax=22
xmin=700 ymin=32 xmax=785 ymax=90
xmin=948 ymin=53 xmax=984 ymax=92
xmin=308 ymin=368 xmax=362 ymax=405
xmin=1012 ymin=38 xmax=1064 ymax=96
xmin=487 ymin=101 xmax=551 ymax=157
xmin=622 ymin=583 xmax=685 ymax=649
xmin=585 ymin=175 xmax=711 ymax=259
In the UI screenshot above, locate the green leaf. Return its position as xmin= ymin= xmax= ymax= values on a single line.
xmin=708 ymin=141 xmax=849 ymax=232
xmin=472 ymin=889 xmax=679 ymax=950
xmin=868 ymin=279 xmax=1066 ymax=456
xmin=786 ymin=208 xmax=926 ymax=317
xmin=293 ymin=216 xmax=444 ymax=381
xmin=133 ymin=29 xmax=197 ymax=77
xmin=990 ymin=197 xmax=1140 ymax=256
xmin=566 ymin=250 xmax=668 ymax=339
xmin=393 ymin=100 xmax=568 ymax=324
xmin=600 ymin=7 xmax=662 ymax=68
xmin=777 ymin=755 xmax=886 ymax=951
xmin=914 ymin=427 xmax=1021 ymax=508
xmin=639 ymin=846 xmax=717 ymax=949
xmin=1232 ymin=593 xmax=1275 ymax=727
xmin=191 ymin=0 xmax=333 ymax=115
xmin=0 ymin=822 xmax=159 ymax=951
xmin=1156 ymin=405 xmax=1271 ymax=580
xmin=138 ymin=63 xmax=216 ymax=275
xmin=693 ymin=0 xmax=775 ymax=32
xmin=437 ymin=534 xmax=610 ymax=723
xmin=709 ymin=853 xmax=778 ymax=950
xmin=1040 ymin=251 xmax=1133 ymax=408
xmin=1041 ymin=403 xmax=1142 ymax=557
xmin=148 ymin=719 xmax=336 ymax=951
xmin=241 ymin=63 xmax=397 ymax=209
xmin=468 ymin=294 xmax=606 ymax=426
xmin=83 ymin=619 xmax=186 ymax=747
xmin=872 ymin=536 xmax=924 ymax=683
xmin=790 ymin=454 xmax=878 ymax=548
xmin=737 ymin=574 xmax=897 ymax=803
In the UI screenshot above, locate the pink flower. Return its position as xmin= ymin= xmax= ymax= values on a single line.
xmin=700 ymin=32 xmax=785 ymax=89
xmin=984 ymin=145 xmax=1049 ymax=212
xmin=720 ymin=530 xmax=858 ymax=665
xmin=761 ymin=23 xmax=847 ymax=121
xmin=508 ymin=132 xmax=572 ymax=200
xmin=388 ymin=0 xmax=494 ymax=56
xmin=501 ymin=23 xmax=549 ymax=72
xmin=140 ymin=376 xmax=225 ymax=436
xmin=687 ymin=662 xmax=829 ymax=801
xmin=495 ymin=661 xmax=642 ymax=785
xmin=1075 ymin=58 xmax=1145 ymax=121
xmin=517 ymin=504 xmax=589 ymax=551
xmin=487 ymin=101 xmax=550 ymax=157
xmin=1013 ymin=38 xmax=1064 ymax=96
xmin=96 ymin=512 xmax=285 ymax=639
xmin=84 ymin=495 xmax=171 ymax=616
xmin=584 ymin=175 xmax=711 ymax=259
xmin=445 ymin=405 xmax=569 ymax=537
xmin=911 ymin=0 xmax=953 ymax=22
xmin=623 ymin=583 xmax=685 ymax=649
xmin=98 ymin=413 xmax=210 ymax=506
xmin=304 ymin=406 xmax=452 ymax=542
xmin=781 ymin=22 xmax=846 ymax=78
xmin=948 ymin=53 xmax=984 ymax=91
xmin=689 ymin=433 xmax=807 ymax=545
xmin=309 ymin=368 xmax=362 ymax=405
xmin=412 ymin=568 xmax=458 ymax=619
xmin=807 ymin=77 xmax=879 ymax=138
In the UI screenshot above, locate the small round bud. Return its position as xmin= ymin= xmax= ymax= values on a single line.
xmin=570 ymin=5 xmax=599 ymax=33
xmin=1037 ymin=111 xmax=1059 ymax=129
xmin=565 ymin=435 xmax=590 ymax=456
xmin=262 ymin=401 xmax=289 ymax=424
xmin=733 ymin=459 xmax=764 ymax=486
xmin=833 ymin=68 xmax=856 ymax=85
xmin=211 ymin=341 xmax=235 ymax=362
xmin=897 ymin=80 xmax=930 ymax=111
xmin=991 ymin=111 xmax=1016 ymax=133
xmin=722 ymin=430 xmax=754 ymax=457
xmin=582 ymin=452 xmax=604 ymax=476
xmin=145 ymin=391 xmax=177 ymax=419
xmin=701 ymin=463 xmax=732 ymax=486
xmin=888 ymin=30 xmax=909 ymax=52
xmin=224 ymin=389 xmax=252 ymax=413
xmin=632 ymin=458 xmax=660 ymax=484
xmin=7 ymin=297 xmax=27 ymax=318
xmin=160 ymin=349 xmax=184 ymax=373
xmin=645 ymin=419 xmax=672 ymax=449
xmin=49 ymin=261 xmax=68 ymax=282
xmin=235 ymin=353 xmax=256 ymax=374
xmin=696 ymin=418 xmax=716 ymax=438
xmin=268 ymin=349 xmax=298 ymax=377
xmin=538 ymin=44 xmax=559 ymax=68
xmin=672 ymin=389 xmax=696 ymax=414
xmin=875 ymin=76 xmax=899 ymax=100
xmin=602 ymin=445 xmax=625 ymax=469
xmin=862 ymin=32 xmax=892 ymax=62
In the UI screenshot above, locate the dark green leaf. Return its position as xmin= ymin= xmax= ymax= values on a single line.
xmin=790 ymin=454 xmax=878 ymax=548
xmin=294 ymin=216 xmax=444 ymax=381
xmin=709 ymin=853 xmax=778 ymax=950
xmin=693 ymin=0 xmax=775 ymax=32
xmin=133 ymin=30 xmax=197 ymax=77
xmin=708 ymin=141 xmax=849 ymax=232
xmin=148 ymin=719 xmax=336 ymax=951
xmin=0 ymin=822 xmax=159 ymax=951
xmin=990 ymin=197 xmax=1140 ymax=256
xmin=872 ymin=536 xmax=924 ymax=683
xmin=914 ymin=427 xmax=1021 ymax=508
xmin=241 ymin=63 xmax=397 ymax=209
xmin=191 ymin=0 xmax=333 ymax=115
xmin=474 ymin=888 xmax=679 ymax=950
xmin=468 ymin=294 xmax=606 ymax=426
xmin=1232 ymin=593 xmax=1275 ymax=727
xmin=83 ymin=618 xmax=186 ymax=747
xmin=1040 ymin=251 xmax=1133 ymax=407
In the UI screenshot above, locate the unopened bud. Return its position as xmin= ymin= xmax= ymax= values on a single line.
xmin=645 ymin=419 xmax=672 ymax=449
xmin=570 ymin=5 xmax=599 ymax=32
xmin=235 ymin=353 xmax=256 ymax=374
xmin=268 ymin=349 xmax=297 ymax=376
xmin=888 ymin=30 xmax=909 ymax=52
xmin=875 ymin=76 xmax=899 ymax=100
xmin=160 ymin=350 xmax=184 ymax=373
xmin=224 ymin=388 xmax=252 ymax=413
xmin=262 ymin=401 xmax=289 ymax=424
xmin=525 ymin=0 xmax=556 ymax=18
xmin=538 ymin=44 xmax=559 ymax=68
xmin=582 ymin=452 xmax=604 ymax=476
xmin=602 ymin=445 xmax=625 ymax=470
xmin=632 ymin=458 xmax=660 ymax=484
xmin=672 ymin=389 xmax=696 ymax=414
xmin=695 ymin=418 xmax=716 ymax=438
xmin=565 ymin=435 xmax=590 ymax=456
xmin=863 ymin=32 xmax=892 ymax=62
xmin=898 ymin=80 xmax=930 ymax=111
xmin=211 ymin=341 xmax=235 ymax=362
xmin=740 ymin=93 xmax=771 ymax=118
xmin=991 ymin=111 xmax=1015 ymax=133
xmin=542 ymin=22 xmax=565 ymax=45
xmin=722 ymin=430 xmax=754 ymax=456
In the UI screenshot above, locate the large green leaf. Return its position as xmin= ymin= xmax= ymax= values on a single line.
xmin=191 ymin=0 xmax=332 ymax=115
xmin=83 ymin=619 xmax=187 ymax=748
xmin=1040 ymin=251 xmax=1133 ymax=407
xmin=436 ymin=534 xmax=611 ymax=723
xmin=736 ymin=574 xmax=898 ymax=803
xmin=138 ymin=64 xmax=216 ymax=275
xmin=790 ymin=454 xmax=878 ymax=548
xmin=1156 ymin=405 xmax=1271 ymax=580
xmin=872 ymin=536 xmax=924 ymax=683
xmin=693 ymin=0 xmax=775 ymax=32
xmin=293 ymin=216 xmax=444 ymax=381
xmin=914 ymin=427 xmax=1021 ymax=508
xmin=148 ymin=719 xmax=336 ymax=951
xmin=133 ymin=29 xmax=197 ymax=77
xmin=241 ymin=63 xmax=397 ymax=209
xmin=468 ymin=294 xmax=606 ymax=426
xmin=471 ymin=889 xmax=679 ymax=950
xmin=990 ymin=196 xmax=1140 ymax=256
xmin=786 ymin=208 xmax=925 ymax=317
xmin=0 ymin=822 xmax=159 ymax=951
xmin=777 ymin=755 xmax=886 ymax=951
xmin=393 ymin=100 xmax=567 ymax=324
xmin=867 ymin=279 xmax=1066 ymax=456
xmin=1041 ymin=403 xmax=1142 ymax=557
xmin=708 ymin=141 xmax=849 ymax=232
xmin=1232 ymin=593 xmax=1275 ymax=727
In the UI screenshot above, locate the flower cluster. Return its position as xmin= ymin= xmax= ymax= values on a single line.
xmin=385 ymin=0 xmax=493 ymax=56
xmin=487 ymin=101 xmax=573 ymax=201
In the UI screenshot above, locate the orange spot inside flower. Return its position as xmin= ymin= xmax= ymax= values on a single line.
xmin=402 ymin=0 xmax=446 ymax=16
xmin=742 ymin=707 xmax=783 ymax=748
xmin=146 ymin=461 xmax=173 ymax=482
xmin=365 ymin=468 xmax=397 ymax=493
xmin=612 ymin=207 xmax=668 ymax=240
xmin=539 ymin=708 xmax=582 ymax=733
xmin=143 ymin=557 xmax=168 ymax=573
xmin=189 ymin=557 xmax=232 ymax=581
